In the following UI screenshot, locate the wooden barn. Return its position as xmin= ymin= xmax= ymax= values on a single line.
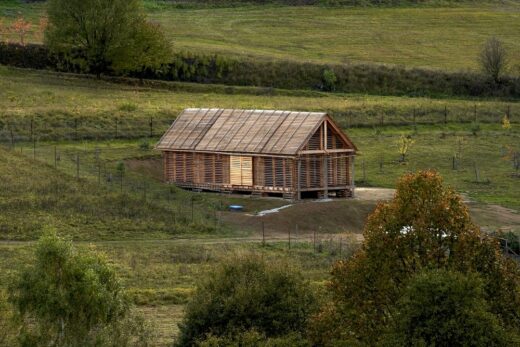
xmin=156 ymin=108 xmax=357 ymax=200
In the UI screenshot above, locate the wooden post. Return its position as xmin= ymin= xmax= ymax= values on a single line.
xmin=149 ymin=117 xmax=153 ymax=138
xmin=115 ymin=118 xmax=119 ymax=138
xmin=30 ymin=118 xmax=33 ymax=142
xmin=313 ymin=229 xmax=316 ymax=252
xmin=74 ymin=118 xmax=78 ymax=141
xmin=474 ymin=104 xmax=477 ymax=123
xmin=350 ymin=155 xmax=355 ymax=198
xmin=262 ymin=221 xmax=265 ymax=247
xmin=362 ymin=158 xmax=366 ymax=183
xmin=54 ymin=146 xmax=57 ymax=168
xmin=444 ymin=105 xmax=448 ymax=125
xmin=473 ymin=161 xmax=480 ymax=182
xmin=191 ymin=196 xmax=194 ymax=222
xmin=10 ymin=127 xmax=14 ymax=149
xmin=297 ymin=158 xmax=301 ymax=200
xmin=323 ymin=155 xmax=328 ymax=198
xmin=33 ymin=139 xmax=36 ymax=160
xmin=413 ymin=108 xmax=416 ymax=125
xmin=98 ymin=164 xmax=101 ymax=185
xmin=76 ymin=154 xmax=80 ymax=180
xmin=339 ymin=238 xmax=342 ymax=256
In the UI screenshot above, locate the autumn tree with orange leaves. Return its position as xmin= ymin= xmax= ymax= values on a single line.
xmin=11 ymin=17 xmax=32 ymax=45
xmin=310 ymin=171 xmax=520 ymax=346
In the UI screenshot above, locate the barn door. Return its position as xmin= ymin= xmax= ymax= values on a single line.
xmin=230 ymin=156 xmax=253 ymax=186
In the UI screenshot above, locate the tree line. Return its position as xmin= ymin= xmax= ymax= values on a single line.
xmin=0 ymin=0 xmax=518 ymax=98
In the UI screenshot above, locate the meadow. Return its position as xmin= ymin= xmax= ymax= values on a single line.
xmin=1 ymin=1 xmax=519 ymax=71
xmin=1 ymin=1 xmax=519 ymax=343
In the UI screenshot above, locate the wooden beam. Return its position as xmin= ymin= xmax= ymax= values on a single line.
xmin=299 ymin=149 xmax=355 ymax=155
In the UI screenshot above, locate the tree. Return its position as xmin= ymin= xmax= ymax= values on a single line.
xmin=175 ymin=254 xmax=316 ymax=347
xmin=310 ymin=171 xmax=520 ymax=346
xmin=45 ymin=0 xmax=170 ymax=77
xmin=388 ymin=269 xmax=512 ymax=346
xmin=479 ymin=36 xmax=508 ymax=82
xmin=11 ymin=16 xmax=32 ymax=46
xmin=502 ymin=115 xmax=511 ymax=131
xmin=110 ymin=20 xmax=172 ymax=81
xmin=8 ymin=230 xmax=154 ymax=346
xmin=397 ymin=134 xmax=414 ymax=162
xmin=322 ymin=68 xmax=337 ymax=91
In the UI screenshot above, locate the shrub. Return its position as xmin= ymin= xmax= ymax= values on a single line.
xmin=1 ymin=42 xmax=519 ymax=98
xmin=387 ymin=269 xmax=514 ymax=346
xmin=8 ymin=230 xmax=155 ymax=346
xmin=322 ymin=68 xmax=337 ymax=91
xmin=175 ymin=254 xmax=316 ymax=347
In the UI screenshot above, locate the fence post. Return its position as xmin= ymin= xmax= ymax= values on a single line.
xmin=74 ymin=118 xmax=78 ymax=141
xmin=262 ymin=221 xmax=265 ymax=247
xmin=191 ymin=196 xmax=194 ymax=222
xmin=444 ymin=105 xmax=448 ymax=125
xmin=30 ymin=118 xmax=33 ymax=143
xmin=10 ymin=126 xmax=14 ymax=149
xmin=76 ymin=154 xmax=80 ymax=180
xmin=54 ymin=146 xmax=57 ymax=168
xmin=98 ymin=164 xmax=101 ymax=185
xmin=413 ymin=108 xmax=416 ymax=126
xmin=33 ymin=139 xmax=36 ymax=160
xmin=149 ymin=117 xmax=153 ymax=138
xmin=115 ymin=118 xmax=119 ymax=138
xmin=474 ymin=104 xmax=477 ymax=123
xmin=362 ymin=159 xmax=366 ymax=183
xmin=313 ymin=229 xmax=316 ymax=252
xmin=339 ymin=238 xmax=342 ymax=256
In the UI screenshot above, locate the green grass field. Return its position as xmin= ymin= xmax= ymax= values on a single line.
xmin=1 ymin=1 xmax=519 ymax=71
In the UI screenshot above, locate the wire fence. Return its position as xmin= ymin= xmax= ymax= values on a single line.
xmin=0 ymin=104 xmax=516 ymax=143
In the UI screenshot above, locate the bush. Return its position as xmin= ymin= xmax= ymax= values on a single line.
xmin=8 ymin=230 xmax=155 ymax=346
xmin=386 ymin=269 xmax=514 ymax=346
xmin=175 ymin=254 xmax=316 ymax=347
xmin=1 ymin=42 xmax=519 ymax=98
xmin=197 ymin=330 xmax=310 ymax=347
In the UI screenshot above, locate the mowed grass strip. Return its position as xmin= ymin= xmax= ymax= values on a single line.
xmin=1 ymin=2 xmax=519 ymax=70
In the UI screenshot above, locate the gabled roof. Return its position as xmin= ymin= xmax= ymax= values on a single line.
xmin=156 ymin=108 xmax=353 ymax=156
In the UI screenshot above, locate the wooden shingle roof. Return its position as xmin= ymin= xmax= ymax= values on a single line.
xmin=156 ymin=108 xmax=331 ymax=155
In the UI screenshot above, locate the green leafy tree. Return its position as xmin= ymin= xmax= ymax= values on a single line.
xmin=175 ymin=254 xmax=316 ymax=347
xmin=387 ymin=269 xmax=513 ymax=346
xmin=8 ymin=230 xmax=154 ymax=346
xmin=110 ymin=20 xmax=172 ymax=80
xmin=45 ymin=0 xmax=170 ymax=77
xmin=310 ymin=171 xmax=520 ymax=346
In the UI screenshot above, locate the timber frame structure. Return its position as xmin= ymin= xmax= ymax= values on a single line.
xmin=156 ymin=108 xmax=357 ymax=200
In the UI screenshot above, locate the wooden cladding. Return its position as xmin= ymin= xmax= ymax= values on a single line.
xmin=164 ymin=151 xmax=229 ymax=185
xmin=298 ymin=154 xmax=350 ymax=189
xmin=254 ymin=157 xmax=293 ymax=189
xmin=230 ymin=156 xmax=253 ymax=186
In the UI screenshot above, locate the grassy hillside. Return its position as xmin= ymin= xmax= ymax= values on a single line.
xmin=1 ymin=1 xmax=519 ymax=71
xmin=1 ymin=67 xmax=518 ymax=141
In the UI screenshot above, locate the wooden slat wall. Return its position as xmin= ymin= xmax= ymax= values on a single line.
xmin=230 ymin=156 xmax=253 ymax=186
